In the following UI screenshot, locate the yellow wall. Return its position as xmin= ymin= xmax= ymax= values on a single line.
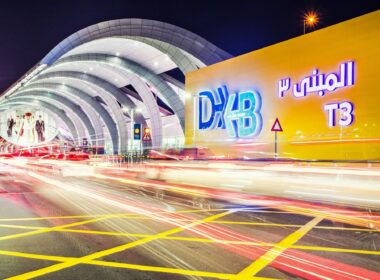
xmin=185 ymin=10 xmax=380 ymax=160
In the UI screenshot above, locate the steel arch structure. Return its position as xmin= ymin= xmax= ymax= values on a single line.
xmin=0 ymin=18 xmax=231 ymax=154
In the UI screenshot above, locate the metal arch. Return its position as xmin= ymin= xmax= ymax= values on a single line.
xmin=44 ymin=56 xmax=165 ymax=147
xmin=7 ymin=92 xmax=97 ymax=146
xmin=41 ymin=18 xmax=232 ymax=67
xmin=125 ymin=36 xmax=200 ymax=73
xmin=6 ymin=96 xmax=86 ymax=145
xmin=13 ymin=83 xmax=119 ymax=151
xmin=24 ymin=76 xmax=124 ymax=154
xmin=26 ymin=71 xmax=147 ymax=154
xmin=51 ymin=53 xmax=184 ymax=135
xmin=0 ymin=99 xmax=78 ymax=142
xmin=29 ymin=71 xmax=147 ymax=126
xmin=19 ymin=82 xmax=121 ymax=154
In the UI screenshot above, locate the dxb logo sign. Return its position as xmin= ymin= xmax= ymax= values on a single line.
xmin=197 ymin=85 xmax=263 ymax=138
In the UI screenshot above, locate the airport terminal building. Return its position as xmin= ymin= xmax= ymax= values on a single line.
xmin=0 ymin=10 xmax=379 ymax=160
xmin=0 ymin=19 xmax=231 ymax=155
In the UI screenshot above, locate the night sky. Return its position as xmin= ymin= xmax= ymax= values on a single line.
xmin=0 ymin=0 xmax=378 ymax=93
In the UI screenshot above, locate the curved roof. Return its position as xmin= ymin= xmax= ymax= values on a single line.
xmin=0 ymin=18 xmax=231 ymax=154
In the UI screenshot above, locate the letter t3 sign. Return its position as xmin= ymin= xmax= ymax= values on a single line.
xmin=271 ymin=118 xmax=283 ymax=159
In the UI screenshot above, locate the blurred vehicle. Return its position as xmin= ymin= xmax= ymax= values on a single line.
xmin=13 ymin=150 xmax=33 ymax=157
xmin=0 ymin=153 xmax=13 ymax=159
xmin=39 ymin=153 xmax=90 ymax=161
xmin=66 ymin=153 xmax=90 ymax=161
xmin=39 ymin=154 xmax=60 ymax=160
xmin=148 ymin=147 xmax=213 ymax=160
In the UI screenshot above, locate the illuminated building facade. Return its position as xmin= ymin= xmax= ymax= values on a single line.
xmin=185 ymin=11 xmax=380 ymax=160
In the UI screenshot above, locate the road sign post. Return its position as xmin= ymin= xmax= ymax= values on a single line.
xmin=142 ymin=127 xmax=151 ymax=142
xmin=271 ymin=118 xmax=283 ymax=159
xmin=142 ymin=128 xmax=151 ymax=160
xmin=133 ymin=124 xmax=141 ymax=141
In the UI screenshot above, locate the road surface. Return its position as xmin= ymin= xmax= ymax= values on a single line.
xmin=0 ymin=160 xmax=379 ymax=279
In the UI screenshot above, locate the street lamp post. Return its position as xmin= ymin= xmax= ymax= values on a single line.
xmin=130 ymin=108 xmax=134 ymax=151
xmin=303 ymin=11 xmax=318 ymax=34
xmin=193 ymin=94 xmax=197 ymax=148
xmin=123 ymin=106 xmax=142 ymax=158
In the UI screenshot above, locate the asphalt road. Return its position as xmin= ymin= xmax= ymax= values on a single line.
xmin=0 ymin=162 xmax=379 ymax=280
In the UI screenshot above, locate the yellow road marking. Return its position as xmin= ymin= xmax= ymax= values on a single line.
xmin=0 ymin=208 xmax=222 ymax=222
xmin=0 ymin=208 xmax=227 ymax=242
xmin=67 ymin=218 xmax=380 ymax=232
xmin=0 ymin=214 xmax=111 ymax=222
xmin=0 ymin=224 xmax=41 ymax=230
xmin=85 ymin=259 xmax=277 ymax=280
xmin=212 ymin=221 xmax=302 ymax=227
xmin=1 ymin=223 xmax=379 ymax=256
xmin=211 ymin=220 xmax=380 ymax=232
xmin=0 ymin=249 xmax=276 ymax=280
xmin=1 ymin=217 xmax=380 ymax=257
xmin=280 ymin=205 xmax=380 ymax=229
xmin=291 ymin=245 xmax=380 ymax=255
xmin=233 ymin=216 xmax=324 ymax=279
xmin=0 ymin=216 xmax=114 ymax=242
xmin=5 ymin=210 xmax=234 ymax=280
xmin=3 ymin=218 xmax=378 ymax=233
xmin=0 ymin=250 xmax=75 ymax=262
xmin=313 ymin=225 xmax=379 ymax=232
xmin=2 ymin=223 xmax=378 ymax=256
xmin=85 ymin=259 xmax=236 ymax=279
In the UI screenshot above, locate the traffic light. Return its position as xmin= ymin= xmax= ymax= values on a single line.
xmin=133 ymin=123 xmax=141 ymax=140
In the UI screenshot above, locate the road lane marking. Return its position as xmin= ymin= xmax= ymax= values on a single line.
xmin=0 ymin=249 xmax=276 ymax=280
xmin=2 ymin=218 xmax=378 ymax=233
xmin=1 ymin=223 xmax=379 ymax=256
xmin=0 ymin=208 xmax=224 ymax=222
xmin=0 ymin=214 xmax=114 ymax=222
xmin=0 ymin=250 xmax=75 ymax=262
xmin=0 ymin=224 xmax=41 ymax=230
xmin=280 ymin=205 xmax=380 ymax=229
xmin=85 ymin=259 xmax=277 ymax=280
xmin=1 ymin=222 xmax=379 ymax=256
xmin=5 ymin=210 xmax=234 ymax=280
xmin=0 ymin=208 xmax=228 ymax=241
xmin=233 ymin=215 xmax=324 ymax=279
xmin=211 ymin=220 xmax=380 ymax=232
xmin=212 ymin=221 xmax=303 ymax=227
xmin=0 ymin=216 xmax=115 ymax=242
xmin=290 ymin=245 xmax=380 ymax=255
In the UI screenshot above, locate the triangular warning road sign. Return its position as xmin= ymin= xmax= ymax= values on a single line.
xmin=271 ymin=118 xmax=283 ymax=132
xmin=142 ymin=132 xmax=151 ymax=141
